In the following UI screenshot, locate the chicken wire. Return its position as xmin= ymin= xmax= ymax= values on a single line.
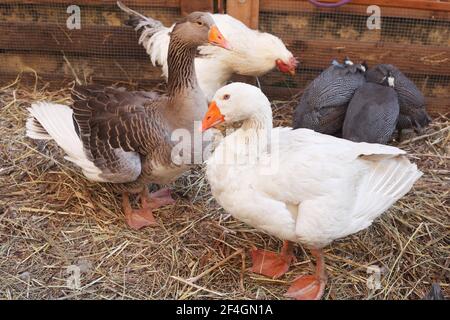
xmin=0 ymin=1 xmax=448 ymax=101
xmin=0 ymin=1 xmax=180 ymax=83
xmin=258 ymin=1 xmax=450 ymax=100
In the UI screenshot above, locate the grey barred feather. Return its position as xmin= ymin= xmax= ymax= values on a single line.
xmin=167 ymin=38 xmax=198 ymax=94
xmin=293 ymin=58 xmax=366 ymax=135
xmin=70 ymin=85 xmax=171 ymax=185
xmin=343 ymin=83 xmax=399 ymax=144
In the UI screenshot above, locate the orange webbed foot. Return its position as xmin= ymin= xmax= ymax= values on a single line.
xmin=250 ymin=241 xmax=295 ymax=279
xmin=125 ymin=207 xmax=158 ymax=230
xmin=285 ymin=249 xmax=327 ymax=300
xmin=285 ymin=274 xmax=326 ymax=300
xmin=146 ymin=188 xmax=175 ymax=209
xmin=122 ymin=191 xmax=159 ymax=230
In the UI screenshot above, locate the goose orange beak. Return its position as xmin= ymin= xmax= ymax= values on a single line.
xmin=201 ymin=101 xmax=225 ymax=132
xmin=208 ymin=25 xmax=231 ymax=50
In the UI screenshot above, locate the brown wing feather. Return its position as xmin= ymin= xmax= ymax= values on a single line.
xmin=70 ymin=85 xmax=168 ymax=183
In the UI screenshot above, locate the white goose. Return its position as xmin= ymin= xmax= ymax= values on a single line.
xmin=201 ymin=83 xmax=422 ymax=300
xmin=118 ymin=1 xmax=298 ymax=101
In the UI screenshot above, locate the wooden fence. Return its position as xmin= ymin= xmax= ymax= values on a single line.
xmin=0 ymin=0 xmax=449 ymax=116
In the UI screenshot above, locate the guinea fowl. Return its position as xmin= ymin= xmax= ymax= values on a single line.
xmin=293 ymin=57 xmax=366 ymax=135
xmin=343 ymin=72 xmax=400 ymax=144
xmin=117 ymin=1 xmax=298 ymax=101
xmin=26 ymin=12 xmax=230 ymax=230
xmin=365 ymin=64 xmax=431 ymax=135
xmin=202 ymin=83 xmax=421 ymax=300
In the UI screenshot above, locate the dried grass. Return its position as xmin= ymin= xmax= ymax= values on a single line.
xmin=0 ymin=77 xmax=448 ymax=300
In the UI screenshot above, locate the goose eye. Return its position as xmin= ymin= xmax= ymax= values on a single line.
xmin=196 ymin=21 xmax=203 ymax=26
xmin=223 ymin=94 xmax=230 ymax=100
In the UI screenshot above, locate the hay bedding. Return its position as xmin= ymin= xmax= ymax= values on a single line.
xmin=0 ymin=77 xmax=448 ymax=300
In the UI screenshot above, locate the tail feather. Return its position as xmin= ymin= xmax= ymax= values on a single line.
xmin=26 ymin=116 xmax=51 ymax=140
xmin=26 ymin=102 xmax=104 ymax=181
xmin=354 ymin=155 xmax=422 ymax=222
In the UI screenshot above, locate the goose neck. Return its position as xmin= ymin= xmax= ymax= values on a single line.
xmin=241 ymin=107 xmax=273 ymax=133
xmin=167 ymin=36 xmax=199 ymax=96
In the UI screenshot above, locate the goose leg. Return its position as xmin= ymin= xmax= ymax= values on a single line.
xmin=285 ymin=249 xmax=327 ymax=300
xmin=122 ymin=190 xmax=158 ymax=230
xmin=144 ymin=188 xmax=175 ymax=209
xmin=250 ymin=241 xmax=295 ymax=279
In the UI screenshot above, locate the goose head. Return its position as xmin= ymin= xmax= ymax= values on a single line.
xmin=171 ymin=12 xmax=231 ymax=50
xmin=201 ymin=82 xmax=271 ymax=131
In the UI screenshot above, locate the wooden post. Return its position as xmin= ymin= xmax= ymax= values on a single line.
xmin=227 ymin=0 xmax=260 ymax=29
xmin=180 ymin=0 xmax=214 ymax=15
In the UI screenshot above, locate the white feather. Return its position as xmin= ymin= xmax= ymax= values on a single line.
xmin=140 ymin=23 xmax=172 ymax=78
xmin=388 ymin=76 xmax=395 ymax=87
xmin=26 ymin=102 xmax=107 ymax=182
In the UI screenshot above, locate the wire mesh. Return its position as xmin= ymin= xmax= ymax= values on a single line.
xmin=0 ymin=1 xmax=180 ymax=84
xmin=0 ymin=0 xmax=449 ymax=103
xmin=259 ymin=1 xmax=450 ymax=100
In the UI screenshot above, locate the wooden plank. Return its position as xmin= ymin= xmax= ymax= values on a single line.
xmin=260 ymin=0 xmax=450 ymax=20
xmin=0 ymin=0 xmax=180 ymax=7
xmin=0 ymin=3 xmax=180 ymax=26
xmin=309 ymin=0 xmax=450 ymax=11
xmin=263 ymin=86 xmax=450 ymax=117
xmin=227 ymin=0 xmax=260 ymax=29
xmin=0 ymin=52 xmax=163 ymax=83
xmin=1 ymin=22 xmax=448 ymax=76
xmin=180 ymin=0 xmax=213 ymax=15
xmin=0 ymin=22 xmax=147 ymax=58
xmin=286 ymin=38 xmax=450 ymax=76
xmin=261 ymin=0 xmax=450 ymax=12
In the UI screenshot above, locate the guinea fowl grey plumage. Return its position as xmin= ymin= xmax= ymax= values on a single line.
xmin=343 ymin=73 xmax=400 ymax=144
xmin=26 ymin=12 xmax=230 ymax=230
xmin=293 ymin=57 xmax=366 ymax=135
xmin=365 ymin=64 xmax=431 ymax=135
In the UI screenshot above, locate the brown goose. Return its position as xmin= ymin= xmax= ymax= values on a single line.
xmin=26 ymin=12 xmax=230 ymax=230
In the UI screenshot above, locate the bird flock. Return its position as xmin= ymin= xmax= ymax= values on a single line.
xmin=23 ymin=2 xmax=429 ymax=300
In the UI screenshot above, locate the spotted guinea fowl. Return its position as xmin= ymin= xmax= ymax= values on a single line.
xmin=365 ymin=64 xmax=431 ymax=136
xmin=343 ymin=72 xmax=400 ymax=144
xmin=117 ymin=1 xmax=298 ymax=101
xmin=293 ymin=57 xmax=366 ymax=135
xmin=26 ymin=12 xmax=230 ymax=230
xmin=202 ymin=82 xmax=422 ymax=300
